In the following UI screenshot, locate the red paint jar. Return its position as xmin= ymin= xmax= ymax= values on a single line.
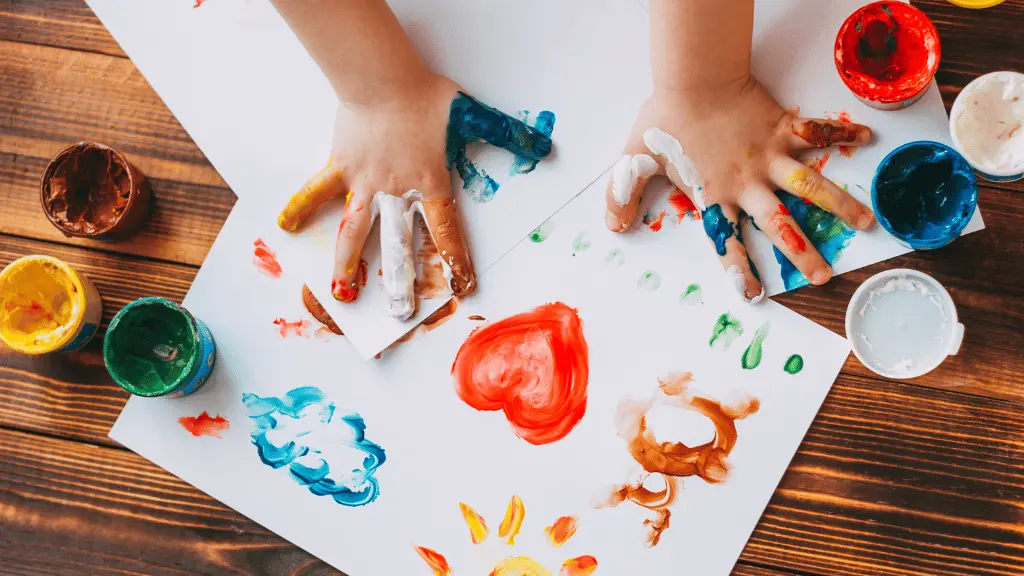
xmin=834 ymin=1 xmax=941 ymax=111
xmin=40 ymin=142 xmax=153 ymax=241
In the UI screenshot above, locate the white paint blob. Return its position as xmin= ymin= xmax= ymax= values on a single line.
xmin=951 ymin=71 xmax=1024 ymax=178
xmin=846 ymin=269 xmax=964 ymax=379
xmin=374 ymin=191 xmax=419 ymax=321
xmin=643 ymin=128 xmax=704 ymax=208
xmin=610 ymin=154 xmax=659 ymax=206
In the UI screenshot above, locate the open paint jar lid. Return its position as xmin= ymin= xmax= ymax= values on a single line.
xmin=846 ymin=269 xmax=964 ymax=379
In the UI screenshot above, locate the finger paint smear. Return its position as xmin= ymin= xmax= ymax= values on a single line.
xmin=595 ymin=372 xmax=759 ymax=546
xmin=243 ymin=386 xmax=386 ymax=507
xmin=702 ymin=204 xmax=739 ymax=256
xmin=451 ymin=302 xmax=589 ymax=445
xmin=253 ymin=239 xmax=282 ymax=278
xmin=710 ymin=313 xmax=743 ymax=350
xmin=681 ymin=283 xmax=702 ymax=304
xmin=572 ymin=232 xmax=591 ymax=254
xmin=773 ymin=191 xmax=855 ymax=290
xmin=272 ymin=318 xmax=313 ymax=338
xmin=642 ymin=210 xmax=667 ymax=232
xmin=511 ymin=110 xmax=557 ymax=175
xmin=530 ymin=220 xmax=554 ymax=243
xmin=784 ymin=354 xmax=805 ymax=374
xmin=605 ymin=248 xmax=625 ymax=266
xmin=637 ymin=270 xmax=661 ymax=291
xmin=178 ymin=411 xmax=229 ymax=438
xmin=741 ymin=322 xmax=770 ymax=370
xmin=415 ymin=496 xmax=597 ymax=575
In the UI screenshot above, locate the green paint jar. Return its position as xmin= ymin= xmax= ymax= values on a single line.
xmin=104 ymin=297 xmax=216 ymax=397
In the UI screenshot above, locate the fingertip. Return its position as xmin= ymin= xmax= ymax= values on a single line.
xmin=277 ymin=212 xmax=297 ymax=232
xmin=810 ymin=266 xmax=833 ymax=286
xmin=331 ymin=277 xmax=359 ymax=303
xmin=388 ymin=296 xmax=415 ymax=321
xmin=856 ymin=211 xmax=875 ymax=230
xmin=606 ymin=211 xmax=629 ymax=232
xmin=857 ymin=125 xmax=873 ymax=144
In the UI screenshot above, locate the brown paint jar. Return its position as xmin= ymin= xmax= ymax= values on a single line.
xmin=40 ymin=142 xmax=153 ymax=241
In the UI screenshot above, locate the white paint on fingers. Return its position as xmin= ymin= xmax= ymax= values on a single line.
xmin=726 ymin=264 xmax=765 ymax=304
xmin=375 ymin=191 xmax=417 ymax=320
xmin=642 ymin=128 xmax=705 ymax=209
xmin=611 ymin=154 xmax=658 ymax=206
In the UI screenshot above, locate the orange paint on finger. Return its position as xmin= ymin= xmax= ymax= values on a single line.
xmin=668 ymin=189 xmax=701 ymax=222
xmin=777 ymin=203 xmax=791 ymax=216
xmin=779 ymin=222 xmax=807 ymax=254
xmin=332 ymin=258 xmax=368 ymax=303
xmin=561 ymin=555 xmax=598 ymax=576
xmin=545 ymin=516 xmax=579 ymax=547
xmin=804 ymin=152 xmax=831 ymax=174
xmin=414 ymin=546 xmax=452 ymax=576
xmin=178 ymin=412 xmax=229 ymax=438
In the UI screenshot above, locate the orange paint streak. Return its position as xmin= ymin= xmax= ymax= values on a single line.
xmin=644 ymin=210 xmax=667 ymax=232
xmin=459 ymin=502 xmax=489 ymax=544
xmin=272 ymin=318 xmax=313 ymax=338
xmin=497 ymin=495 xmax=525 ymax=545
xmin=643 ymin=509 xmax=671 ymax=547
xmin=779 ymin=222 xmax=807 ymax=254
xmin=451 ymin=302 xmax=589 ymax=445
xmin=561 ymin=555 xmax=598 ymax=576
xmin=545 ymin=516 xmax=578 ymax=547
xmin=777 ymin=203 xmax=791 ymax=216
xmin=468 ymin=315 xmax=486 ymax=321
xmin=804 ymin=152 xmax=831 ymax=174
xmin=414 ymin=546 xmax=452 ymax=576
xmin=253 ymin=239 xmax=282 ymax=278
xmin=178 ymin=412 xmax=229 ymax=438
xmin=193 ymin=0 xmax=205 ymax=6
xmin=667 ymin=190 xmax=701 ymax=222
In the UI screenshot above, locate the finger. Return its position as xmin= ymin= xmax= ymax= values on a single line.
xmin=377 ymin=192 xmax=418 ymax=320
xmin=448 ymin=91 xmax=553 ymax=161
xmin=770 ymin=157 xmax=875 ymax=230
xmin=741 ymin=188 xmax=832 ymax=286
xmin=331 ymin=190 xmax=375 ymax=303
xmin=788 ymin=117 xmax=871 ymax=151
xmin=701 ymin=202 xmax=764 ymax=303
xmin=278 ymin=159 xmax=346 ymax=232
xmin=420 ymin=195 xmax=476 ymax=297
xmin=605 ymin=152 xmax=662 ymax=232
xmin=642 ymin=127 xmax=706 ymax=210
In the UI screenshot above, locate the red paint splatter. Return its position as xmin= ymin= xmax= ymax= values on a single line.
xmin=643 ymin=210 xmax=667 ymax=232
xmin=777 ymin=203 xmax=791 ymax=216
xmin=253 ymin=239 xmax=282 ymax=278
xmin=451 ymin=302 xmax=589 ymax=445
xmin=193 ymin=0 xmax=205 ymax=7
xmin=667 ymin=190 xmax=701 ymax=223
xmin=779 ymin=223 xmax=807 ymax=254
xmin=273 ymin=318 xmax=313 ymax=338
xmin=805 ymin=152 xmax=831 ymax=174
xmin=178 ymin=412 xmax=229 ymax=438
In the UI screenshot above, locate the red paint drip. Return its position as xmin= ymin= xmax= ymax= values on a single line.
xmin=451 ymin=302 xmax=589 ymax=445
xmin=253 ymin=239 xmax=283 ymax=278
xmin=644 ymin=210 xmax=668 ymax=232
xmin=667 ymin=190 xmax=701 ymax=223
xmin=178 ymin=412 xmax=229 ymax=438
xmin=834 ymin=2 xmax=940 ymax=104
xmin=273 ymin=318 xmax=313 ymax=338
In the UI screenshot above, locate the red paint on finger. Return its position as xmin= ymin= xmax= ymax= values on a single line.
xmin=178 ymin=412 xmax=229 ymax=438
xmin=777 ymin=203 xmax=791 ymax=216
xmin=825 ymin=111 xmax=857 ymax=157
xmin=253 ymin=239 xmax=282 ymax=278
xmin=794 ymin=122 xmax=860 ymax=148
xmin=331 ymin=258 xmax=368 ymax=302
xmin=668 ymin=190 xmax=701 ymax=223
xmin=452 ymin=302 xmax=589 ymax=445
xmin=779 ymin=222 xmax=807 ymax=254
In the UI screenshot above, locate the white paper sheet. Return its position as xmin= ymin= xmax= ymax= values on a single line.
xmin=110 ymin=176 xmax=851 ymax=576
xmin=84 ymin=0 xmax=652 ymax=358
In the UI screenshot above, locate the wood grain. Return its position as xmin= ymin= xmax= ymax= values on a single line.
xmin=0 ymin=0 xmax=125 ymax=57
xmin=0 ymin=152 xmax=235 ymax=266
xmin=0 ymin=40 xmax=225 ymax=188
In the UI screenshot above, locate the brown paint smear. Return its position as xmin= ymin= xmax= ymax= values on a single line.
xmin=422 ymin=197 xmax=475 ymax=296
xmin=793 ymin=121 xmax=862 ymax=148
xmin=598 ymin=372 xmax=759 ymax=546
xmin=44 ymin=144 xmax=131 ymax=235
xmin=414 ymin=221 xmax=449 ymax=300
xmin=388 ymin=299 xmax=458 ymax=350
xmin=301 ymin=284 xmax=343 ymax=335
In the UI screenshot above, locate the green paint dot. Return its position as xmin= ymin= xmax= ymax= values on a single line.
xmin=605 ymin=248 xmax=625 ymax=266
xmin=709 ymin=312 xmax=743 ymax=351
xmin=529 ymin=220 xmax=554 ymax=243
xmin=784 ymin=354 xmax=804 ymax=374
xmin=741 ymin=322 xmax=770 ymax=370
xmin=572 ymin=232 xmax=591 ymax=253
xmin=681 ymin=283 xmax=702 ymax=304
xmin=637 ymin=270 xmax=661 ymax=290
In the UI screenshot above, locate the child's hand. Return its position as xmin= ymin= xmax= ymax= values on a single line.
xmin=278 ymin=74 xmax=552 ymax=320
xmin=605 ymin=75 xmax=874 ymax=302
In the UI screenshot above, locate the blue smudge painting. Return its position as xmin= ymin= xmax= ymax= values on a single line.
xmin=510 ymin=110 xmax=557 ymax=176
xmin=243 ymin=386 xmax=386 ymax=507
xmin=773 ymin=191 xmax=856 ymax=290
xmin=446 ymin=92 xmax=555 ymax=203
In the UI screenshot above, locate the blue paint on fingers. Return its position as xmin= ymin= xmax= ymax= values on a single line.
xmin=773 ymin=192 xmax=855 ymax=290
xmin=701 ymin=203 xmax=738 ymax=256
xmin=510 ymin=110 xmax=557 ymax=175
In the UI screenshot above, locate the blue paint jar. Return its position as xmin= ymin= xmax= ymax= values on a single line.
xmin=872 ymin=141 xmax=978 ymax=250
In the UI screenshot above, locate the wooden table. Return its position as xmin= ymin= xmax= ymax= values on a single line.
xmin=0 ymin=1 xmax=1020 ymax=574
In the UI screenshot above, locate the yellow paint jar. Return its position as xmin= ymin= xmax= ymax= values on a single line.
xmin=0 ymin=255 xmax=103 ymax=354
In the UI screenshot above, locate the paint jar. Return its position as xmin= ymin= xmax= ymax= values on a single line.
xmin=872 ymin=141 xmax=977 ymax=250
xmin=0 ymin=255 xmax=102 ymax=354
xmin=40 ymin=142 xmax=153 ymax=241
xmin=946 ymin=0 xmax=1005 ymax=7
xmin=834 ymin=1 xmax=940 ymax=111
xmin=846 ymin=269 xmax=964 ymax=379
xmin=104 ymin=297 xmax=216 ymax=398
xmin=949 ymin=71 xmax=1024 ymax=182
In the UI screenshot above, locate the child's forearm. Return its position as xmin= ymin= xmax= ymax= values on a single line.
xmin=271 ymin=0 xmax=433 ymax=106
xmin=649 ymin=0 xmax=754 ymax=96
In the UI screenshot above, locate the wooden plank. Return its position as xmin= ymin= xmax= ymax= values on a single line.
xmin=1 ymin=373 xmax=1019 ymax=576
xmin=0 ymin=40 xmax=225 ymax=188
xmin=0 ymin=152 xmax=235 ymax=266
xmin=0 ymin=0 xmax=125 ymax=57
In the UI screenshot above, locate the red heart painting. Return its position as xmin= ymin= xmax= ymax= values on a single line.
xmin=451 ymin=302 xmax=589 ymax=445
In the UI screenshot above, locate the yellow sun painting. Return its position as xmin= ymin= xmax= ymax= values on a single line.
xmin=413 ymin=495 xmax=598 ymax=576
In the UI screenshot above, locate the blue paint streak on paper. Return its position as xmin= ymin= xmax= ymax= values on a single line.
xmin=773 ymin=192 xmax=856 ymax=290
xmin=243 ymin=386 xmax=386 ymax=507
xmin=510 ymin=110 xmax=557 ymax=175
